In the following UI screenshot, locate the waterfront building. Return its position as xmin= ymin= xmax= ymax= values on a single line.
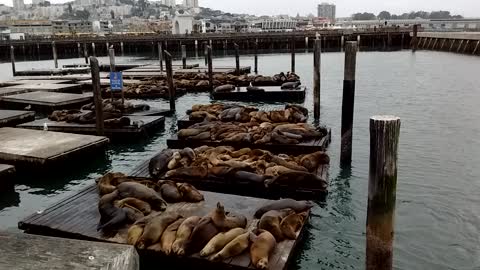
xmin=317 ymin=2 xmax=336 ymax=23
xmin=172 ymin=9 xmax=193 ymax=34
xmin=12 ymin=0 xmax=25 ymax=10
xmin=182 ymin=0 xmax=198 ymax=8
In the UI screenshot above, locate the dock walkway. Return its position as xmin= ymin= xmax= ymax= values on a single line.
xmin=211 ymin=86 xmax=306 ymax=102
xmin=0 ymin=92 xmax=92 ymax=112
xmin=0 ymin=110 xmax=35 ymax=127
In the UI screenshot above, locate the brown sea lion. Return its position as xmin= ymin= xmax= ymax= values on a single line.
xmin=254 ymin=199 xmax=314 ymax=218
xmin=264 ymin=165 xmax=297 ymax=177
xmin=177 ymin=183 xmax=204 ymax=202
xmin=214 ymin=84 xmax=235 ymax=93
xmin=167 ymin=152 xmax=182 ymax=170
xmin=280 ymin=212 xmax=308 ymax=240
xmin=230 ymin=148 xmax=252 ymax=158
xmin=258 ymin=209 xmax=294 ymax=241
xmin=270 ymin=156 xmax=307 ymax=172
xmin=148 ymin=149 xmax=174 ymax=178
xmin=114 ymin=197 xmax=152 ymax=215
xmin=160 ymin=218 xmax=186 ymax=255
xmin=269 ymin=111 xmax=288 ymax=123
xmin=264 ymin=171 xmax=328 ymax=190
xmin=185 ymin=216 xmax=219 ymax=254
xmin=157 ymin=180 xmax=182 ymax=203
xmin=233 ymin=171 xmax=266 ymax=184
xmin=97 ymin=172 xmax=129 ymax=195
xmin=178 ymin=128 xmax=206 ymax=138
xmin=250 ymin=229 xmax=276 ymax=269
xmin=210 ymin=202 xmax=247 ymax=231
xmin=127 ymin=224 xmax=144 ymax=245
xmin=117 ymin=182 xmax=167 ymax=211
xmin=179 ymin=147 xmax=196 ymax=160
xmin=299 ymin=151 xmax=330 ymax=171
xmin=97 ymin=190 xmax=133 ymax=231
xmin=137 ymin=212 xmax=181 ymax=249
xmin=210 ymin=231 xmax=253 ymax=261
xmin=172 ymin=216 xmax=201 ymax=256
xmin=165 ymin=166 xmax=208 ymax=179
xmin=200 ymin=227 xmax=246 ymax=257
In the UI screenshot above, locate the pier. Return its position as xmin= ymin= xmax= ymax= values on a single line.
xmin=412 ymin=32 xmax=480 ymax=55
xmin=0 ymin=110 xmax=35 ymax=127
xmin=0 ymin=92 xmax=92 ymax=112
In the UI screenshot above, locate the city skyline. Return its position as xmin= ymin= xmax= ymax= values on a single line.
xmin=2 ymin=0 xmax=479 ymax=18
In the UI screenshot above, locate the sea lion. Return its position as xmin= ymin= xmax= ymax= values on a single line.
xmin=179 ymin=147 xmax=196 ymax=160
xmin=127 ymin=224 xmax=144 ymax=245
xmin=264 ymin=171 xmax=328 ymax=190
xmin=264 ymin=165 xmax=297 ymax=177
xmin=269 ymin=111 xmax=288 ymax=123
xmin=97 ymin=190 xmax=133 ymax=231
xmin=177 ymin=183 xmax=204 ymax=202
xmin=185 ymin=216 xmax=219 ymax=254
xmin=178 ymin=128 xmax=205 ymax=138
xmin=167 ymin=152 xmax=182 ymax=170
xmin=172 ymin=216 xmax=201 ymax=256
xmin=210 ymin=202 xmax=247 ymax=231
xmin=149 ymin=149 xmax=174 ymax=178
xmin=233 ymin=171 xmax=266 ymax=184
xmin=280 ymin=212 xmax=308 ymax=240
xmin=114 ymin=197 xmax=152 ymax=215
xmin=97 ymin=172 xmax=129 ymax=195
xmin=200 ymin=227 xmax=246 ymax=257
xmin=254 ymin=199 xmax=314 ymax=218
xmin=214 ymin=84 xmax=235 ymax=93
xmin=250 ymin=230 xmax=276 ymax=269
xmin=210 ymin=231 xmax=253 ymax=261
xmin=270 ymin=156 xmax=307 ymax=172
xmin=187 ymin=131 xmax=211 ymax=141
xmin=299 ymin=151 xmax=330 ymax=171
xmin=280 ymin=81 xmax=301 ymax=89
xmin=160 ymin=218 xmax=186 ymax=255
xmin=258 ymin=209 xmax=294 ymax=241
xmin=117 ymin=182 xmax=167 ymax=211
xmin=137 ymin=212 xmax=181 ymax=249
xmin=147 ymin=242 xmax=163 ymax=252
xmin=157 ymin=180 xmax=182 ymax=203
xmin=165 ymin=166 xmax=208 ymax=179
xmin=230 ymin=148 xmax=252 ymax=158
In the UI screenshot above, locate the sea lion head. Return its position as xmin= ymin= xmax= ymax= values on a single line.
xmin=257 ymin=258 xmax=269 ymax=270
xmin=215 ymin=202 xmax=225 ymax=215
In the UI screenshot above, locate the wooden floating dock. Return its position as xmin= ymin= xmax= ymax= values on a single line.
xmin=104 ymin=88 xmax=187 ymax=100
xmin=19 ymin=184 xmax=307 ymax=270
xmin=175 ymin=66 xmax=251 ymax=75
xmin=0 ymin=92 xmax=92 ymax=112
xmin=0 ymin=83 xmax=84 ymax=94
xmin=0 ymin=231 xmax=139 ymax=270
xmin=3 ymin=79 xmax=74 ymax=85
xmin=77 ymin=78 xmax=143 ymax=87
xmin=18 ymin=116 xmax=166 ymax=139
xmin=0 ymin=164 xmax=15 ymax=190
xmin=0 ymin=110 xmax=35 ymax=127
xmin=211 ymin=86 xmax=306 ymax=102
xmin=14 ymin=67 xmax=90 ymax=76
xmin=13 ymin=74 xmax=107 ymax=82
xmin=0 ymin=127 xmax=108 ymax=170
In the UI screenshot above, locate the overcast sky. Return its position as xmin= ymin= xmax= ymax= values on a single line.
xmin=3 ymin=0 xmax=479 ymax=18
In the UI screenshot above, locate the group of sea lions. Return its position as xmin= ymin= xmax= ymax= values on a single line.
xmin=96 ymin=173 xmax=204 ymax=231
xmin=81 ymin=99 xmax=150 ymax=114
xmin=49 ymin=109 xmax=135 ymax=128
xmin=148 ymin=146 xmax=329 ymax=191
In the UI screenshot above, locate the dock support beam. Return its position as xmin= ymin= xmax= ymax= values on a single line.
xmin=36 ymin=43 xmax=40 ymax=60
xmin=291 ymin=37 xmax=295 ymax=73
xmin=473 ymin=40 xmax=480 ymax=55
xmin=77 ymin=43 xmax=81 ymax=58
xmin=10 ymin=46 xmax=15 ymax=77
xmin=181 ymin=44 xmax=187 ymax=69
xmin=440 ymin=39 xmax=447 ymax=50
xmin=208 ymin=45 xmax=213 ymax=92
xmin=158 ymin=42 xmax=164 ymax=72
xmin=234 ymin=43 xmax=240 ymax=76
xmin=412 ymin=24 xmax=418 ymax=52
xmin=340 ymin=41 xmax=358 ymax=165
xmin=341 ymin=35 xmax=345 ymax=51
xmin=121 ymin=42 xmax=124 ymax=56
xmin=164 ymin=51 xmax=176 ymax=112
xmin=254 ymin=41 xmax=258 ymax=74
xmin=89 ymin=57 xmax=104 ymax=136
xmin=83 ymin=43 xmax=88 ymax=64
xmin=366 ymin=115 xmax=401 ymax=270
xmin=195 ymin=40 xmax=198 ymax=56
xmin=431 ymin=38 xmax=438 ymax=50
xmin=457 ymin=40 xmax=464 ymax=53
xmin=92 ymin=43 xmax=96 ymax=57
xmin=305 ymin=36 xmax=309 ymax=51
xmin=313 ymin=38 xmax=321 ymax=121
xmin=52 ymin=41 xmax=58 ymax=69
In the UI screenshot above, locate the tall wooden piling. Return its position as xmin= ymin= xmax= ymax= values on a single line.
xmin=457 ymin=40 xmax=464 ymax=53
xmin=120 ymin=42 xmax=124 ymax=56
xmin=291 ymin=37 xmax=295 ymax=73
xmin=341 ymin=35 xmax=345 ymax=51
xmin=164 ymin=51 xmax=176 ymax=112
xmin=254 ymin=41 xmax=258 ymax=74
xmin=305 ymin=36 xmax=309 ymax=51
xmin=10 ymin=46 xmax=15 ymax=77
xmin=366 ymin=115 xmax=401 ymax=270
xmin=208 ymin=45 xmax=213 ymax=92
xmin=158 ymin=42 xmax=164 ymax=72
xmin=91 ymin=43 xmax=96 ymax=57
xmin=234 ymin=43 xmax=240 ymax=75
xmin=357 ymin=35 xmax=361 ymax=51
xmin=89 ymin=57 xmax=104 ymax=136
xmin=204 ymin=42 xmax=208 ymax=66
xmin=108 ymin=47 xmax=115 ymax=72
xmin=52 ymin=41 xmax=58 ymax=69
xmin=181 ymin=44 xmax=187 ymax=69
xmin=411 ymin=24 xmax=418 ymax=52
xmin=106 ymin=42 xmax=109 ymax=55
xmin=313 ymin=39 xmax=321 ymax=121
xmin=36 ymin=43 xmax=40 ymax=60
xmin=340 ymin=41 xmax=358 ymax=165
xmin=77 ymin=43 xmax=81 ymax=58
xmin=195 ymin=40 xmax=198 ymax=56
xmin=83 ymin=43 xmax=88 ymax=64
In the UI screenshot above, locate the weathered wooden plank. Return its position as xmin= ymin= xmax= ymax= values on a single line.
xmin=0 ymin=92 xmax=92 ymax=112
xmin=211 ymin=86 xmax=306 ymax=102
xmin=0 ymin=83 xmax=83 ymax=93
xmin=77 ymin=79 xmax=143 ymax=87
xmin=4 ymin=79 xmax=73 ymax=85
xmin=0 ymin=110 xmax=35 ymax=127
xmin=0 ymin=231 xmax=139 ymax=270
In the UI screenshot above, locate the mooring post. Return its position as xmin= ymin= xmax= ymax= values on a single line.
xmin=106 ymin=42 xmax=109 ymax=55
xmin=208 ymin=45 xmax=213 ymax=92
xmin=181 ymin=44 xmax=187 ymax=69
xmin=157 ymin=42 xmax=163 ymax=72
xmin=411 ymin=24 xmax=418 ymax=52
xmin=108 ymin=46 xmax=119 ymax=102
xmin=83 ymin=43 xmax=88 ymax=64
xmin=341 ymin=35 xmax=345 ymax=51
xmin=313 ymin=38 xmax=321 ymax=121
xmin=340 ymin=41 xmax=358 ymax=165
xmin=10 ymin=45 xmax=16 ymax=77
xmin=89 ymin=57 xmax=104 ymax=136
xmin=401 ymin=33 xmax=404 ymax=49
xmin=366 ymin=115 xmax=401 ymax=270
xmin=291 ymin=37 xmax=295 ymax=73
xmin=91 ymin=43 xmax=96 ymax=57
xmin=234 ymin=43 xmax=240 ymax=75
xmin=36 ymin=43 xmax=40 ymax=60
xmin=164 ymin=51 xmax=176 ymax=112
xmin=473 ymin=40 xmax=480 ymax=55
xmin=77 ymin=43 xmax=81 ymax=58
xmin=254 ymin=41 xmax=258 ymax=74
xmin=204 ymin=42 xmax=208 ymax=66
xmin=52 ymin=41 xmax=58 ymax=69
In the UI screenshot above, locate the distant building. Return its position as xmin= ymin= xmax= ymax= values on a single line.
xmin=182 ymin=0 xmax=198 ymax=8
xmin=52 ymin=20 xmax=92 ymax=34
xmin=161 ymin=0 xmax=176 ymax=7
xmin=32 ymin=0 xmax=45 ymax=5
xmin=317 ymin=2 xmax=335 ymax=22
xmin=10 ymin=20 xmax=53 ymax=36
xmin=12 ymin=0 xmax=25 ymax=10
xmin=172 ymin=9 xmax=193 ymax=34
xmin=254 ymin=18 xmax=297 ymax=32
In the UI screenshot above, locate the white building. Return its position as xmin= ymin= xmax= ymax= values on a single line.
xmin=32 ymin=0 xmax=45 ymax=5
xmin=182 ymin=0 xmax=198 ymax=8
xmin=172 ymin=9 xmax=193 ymax=34
xmin=317 ymin=2 xmax=336 ymax=22
xmin=161 ymin=0 xmax=176 ymax=7
xmin=12 ymin=0 xmax=25 ymax=10
xmin=256 ymin=18 xmax=297 ymax=32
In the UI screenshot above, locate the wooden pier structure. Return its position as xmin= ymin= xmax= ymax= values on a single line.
xmin=0 ymin=92 xmax=92 ymax=112
xmin=0 ymin=83 xmax=83 ymax=94
xmin=413 ymin=32 xmax=480 ymax=55
xmin=0 ymin=110 xmax=35 ymax=127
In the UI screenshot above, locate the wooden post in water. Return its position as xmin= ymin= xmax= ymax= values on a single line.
xmin=234 ymin=43 xmax=240 ymax=75
xmin=357 ymin=35 xmax=361 ymax=51
xmin=313 ymin=38 xmax=321 ymax=121
xmin=10 ymin=45 xmax=16 ymax=77
xmin=204 ymin=42 xmax=208 ymax=66
xmin=36 ymin=43 xmax=40 ymax=60
xmin=106 ymin=42 xmax=109 ymax=55
xmin=77 ymin=43 xmax=81 ymax=58
xmin=83 ymin=43 xmax=88 ymax=64
xmin=457 ymin=40 xmax=464 ymax=53
xmin=92 ymin=43 xmax=96 ymax=57
xmin=52 ymin=41 xmax=58 ymax=69
xmin=340 ymin=41 xmax=358 ymax=165
xmin=195 ymin=40 xmax=198 ymax=56
xmin=411 ymin=24 xmax=418 ymax=52
xmin=291 ymin=37 xmax=295 ymax=73
xmin=181 ymin=44 xmax=187 ymax=69
xmin=89 ymin=57 xmax=104 ymax=136
xmin=366 ymin=115 xmax=401 ymax=270
xmin=254 ymin=41 xmax=258 ymax=74
xmin=207 ymin=45 xmax=213 ymax=92
xmin=164 ymin=51 xmax=176 ymax=112
xmin=158 ymin=42 xmax=164 ymax=72
xmin=109 ymin=46 xmax=115 ymax=72
xmin=121 ymin=42 xmax=124 ymax=56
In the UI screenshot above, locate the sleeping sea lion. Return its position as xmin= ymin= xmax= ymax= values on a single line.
xmin=137 ymin=212 xmax=181 ymax=249
xmin=157 ymin=180 xmax=182 ymax=203
xmin=178 ymin=128 xmax=206 ymax=138
xmin=250 ymin=230 xmax=276 ymax=269
xmin=254 ymin=199 xmax=314 ymax=218
xmin=210 ymin=231 xmax=253 ymax=261
xmin=258 ymin=209 xmax=294 ymax=241
xmin=97 ymin=190 xmax=133 ymax=231
xmin=160 ymin=218 xmax=186 ymax=255
xmin=172 ymin=216 xmax=201 ymax=256
xmin=167 ymin=152 xmax=182 ymax=170
xmin=117 ymin=182 xmax=167 ymax=211
xmin=187 ymin=131 xmax=211 ymax=141
xmin=200 ymin=228 xmax=246 ymax=257
xmin=264 ymin=171 xmax=328 ymax=190
xmin=230 ymin=148 xmax=252 ymax=158
xmin=269 ymin=111 xmax=288 ymax=123
xmin=177 ymin=183 xmax=204 ymax=202
xmin=114 ymin=197 xmax=152 ymax=215
xmin=127 ymin=224 xmax=144 ymax=245
xmin=280 ymin=81 xmax=301 ymax=89
xmin=233 ymin=171 xmax=266 ymax=184
xmin=210 ymin=202 xmax=247 ymax=231
xmin=280 ymin=212 xmax=308 ymax=240
xmin=179 ymin=147 xmax=196 ymax=160
xmin=165 ymin=166 xmax=208 ymax=179
xmin=299 ymin=151 xmax=330 ymax=171
xmin=97 ymin=172 xmax=129 ymax=195
xmin=264 ymin=165 xmax=297 ymax=177
xmin=185 ymin=216 xmax=219 ymax=255
xmin=214 ymin=84 xmax=235 ymax=93
xmin=149 ymin=149 xmax=174 ymax=178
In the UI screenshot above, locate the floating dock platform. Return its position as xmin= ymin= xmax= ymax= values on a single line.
xmin=77 ymin=79 xmax=143 ymax=87
xmin=175 ymin=66 xmax=251 ymax=75
xmin=0 ymin=127 xmax=108 ymax=171
xmin=0 ymin=110 xmax=35 ymax=127
xmin=3 ymin=79 xmax=74 ymax=85
xmin=13 ymin=74 xmax=108 ymax=82
xmin=14 ymin=67 xmax=90 ymax=76
xmin=19 ymin=184 xmax=307 ymax=270
xmin=0 ymin=164 xmax=15 ymax=190
xmin=0 ymin=92 xmax=92 ymax=112
xmin=0 ymin=231 xmax=139 ymax=270
xmin=211 ymin=86 xmax=306 ymax=102
xmin=0 ymin=83 xmax=84 ymax=95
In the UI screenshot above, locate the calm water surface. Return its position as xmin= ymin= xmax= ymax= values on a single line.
xmin=0 ymin=50 xmax=479 ymax=270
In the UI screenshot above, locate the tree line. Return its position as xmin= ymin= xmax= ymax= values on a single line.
xmin=352 ymin=10 xmax=464 ymax=21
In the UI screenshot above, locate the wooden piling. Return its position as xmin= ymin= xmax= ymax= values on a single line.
xmin=432 ymin=38 xmax=438 ymax=50
xmin=463 ymin=40 xmax=470 ymax=53
xmin=426 ymin=38 xmax=433 ymax=49
xmin=164 ymin=51 xmax=176 ymax=112
xmin=195 ymin=40 xmax=198 ymax=56
xmin=449 ymin=39 xmax=455 ymax=51
xmin=341 ymin=35 xmax=345 ymax=51
xmin=83 ymin=43 xmax=88 ymax=64
xmin=234 ymin=43 xmax=240 ymax=76
xmin=52 ymin=41 xmax=58 ymax=69
xmin=77 ymin=43 xmax=81 ymax=58
xmin=108 ymin=47 xmax=116 ymax=72
xmin=457 ymin=40 xmax=464 ymax=53
xmin=473 ymin=40 xmax=480 ymax=55
xmin=208 ymin=45 xmax=213 ymax=92
xmin=181 ymin=44 xmax=187 ymax=69
xmin=158 ymin=42 xmax=164 ymax=72
xmin=254 ymin=41 xmax=258 ymax=74
xmin=10 ymin=46 xmax=15 ymax=77
xmin=401 ymin=33 xmax=404 ymax=49
xmin=92 ymin=43 xmax=96 ymax=57
xmin=340 ymin=41 xmax=358 ymax=165
xmin=357 ymin=35 xmax=361 ymax=51
xmin=313 ymin=39 xmax=321 ymax=121
xmin=204 ymin=42 xmax=208 ymax=66
xmin=366 ymin=115 xmax=401 ymax=270
xmin=121 ymin=42 xmax=124 ymax=56
xmin=411 ymin=24 xmax=418 ymax=52
xmin=89 ymin=57 xmax=104 ymax=136
xmin=36 ymin=43 xmax=40 ymax=60
xmin=291 ymin=37 xmax=295 ymax=73
xmin=305 ymin=36 xmax=309 ymax=51
xmin=106 ymin=42 xmax=109 ymax=55
xmin=440 ymin=39 xmax=447 ymax=50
